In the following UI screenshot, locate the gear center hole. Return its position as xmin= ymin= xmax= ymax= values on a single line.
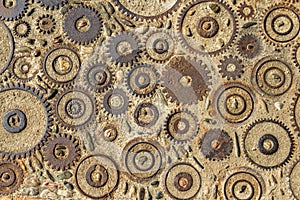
xmin=54 ymin=144 xmax=69 ymax=160
xmin=3 ymin=0 xmax=16 ymax=9
xmin=226 ymin=63 xmax=236 ymax=72
xmin=76 ymin=16 xmax=91 ymax=33
xmin=179 ymin=75 xmax=192 ymax=87
xmin=117 ymin=41 xmax=132 ymax=56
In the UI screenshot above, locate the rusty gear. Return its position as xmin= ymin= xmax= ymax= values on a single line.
xmin=237 ymin=2 xmax=255 ymax=20
xmin=218 ymin=55 xmax=244 ymax=80
xmin=242 ymin=119 xmax=295 ymax=170
xmin=63 ymin=5 xmax=102 ymax=45
xmin=13 ymin=20 xmax=30 ymax=37
xmin=0 ymin=161 xmax=23 ymax=195
xmin=37 ymin=0 xmax=67 ymax=10
xmin=106 ymin=31 xmax=141 ymax=67
xmin=200 ymin=129 xmax=233 ymax=161
xmin=161 ymin=56 xmax=211 ymax=104
xmin=36 ymin=14 xmax=56 ymax=34
xmin=176 ymin=0 xmax=237 ymax=55
xmin=10 ymin=55 xmax=38 ymax=82
xmin=237 ymin=34 xmax=261 ymax=59
xmin=44 ymin=133 xmax=81 ymax=171
xmin=0 ymin=0 xmax=28 ymax=21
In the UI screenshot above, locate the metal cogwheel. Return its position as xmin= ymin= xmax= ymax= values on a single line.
xmin=0 ymin=0 xmax=28 ymax=21
xmin=101 ymin=88 xmax=130 ymax=116
xmin=0 ymin=161 xmax=23 ymax=195
xmin=125 ymin=63 xmax=159 ymax=97
xmin=54 ymin=88 xmax=95 ymax=130
xmin=242 ymin=118 xmax=295 ymax=170
xmin=13 ymin=20 xmax=30 ymax=37
xmin=10 ymin=55 xmax=38 ymax=82
xmin=43 ymin=133 xmax=81 ymax=171
xmin=105 ymin=31 xmax=142 ymax=67
xmin=0 ymin=84 xmax=52 ymax=159
xmin=164 ymin=162 xmax=201 ymax=200
xmin=218 ymin=55 xmax=244 ymax=80
xmin=176 ymin=0 xmax=237 ymax=56
xmin=75 ymin=154 xmax=119 ymax=199
xmin=112 ymin=0 xmax=181 ymax=21
xmin=41 ymin=45 xmax=81 ymax=88
xmin=37 ymin=0 xmax=67 ymax=10
xmin=164 ymin=109 xmax=199 ymax=143
xmin=161 ymin=56 xmax=211 ymax=104
xmin=237 ymin=2 xmax=255 ymax=20
xmin=0 ymin=21 xmax=14 ymax=74
xmin=122 ymin=137 xmax=165 ymax=181
xmin=36 ymin=14 xmax=56 ymax=34
xmin=252 ymin=57 xmax=292 ymax=96
xmin=200 ymin=129 xmax=233 ymax=161
xmin=221 ymin=167 xmax=265 ymax=200
xmin=237 ymin=34 xmax=261 ymax=59
xmin=261 ymin=3 xmax=300 ymax=46
xmin=63 ymin=5 xmax=103 ymax=45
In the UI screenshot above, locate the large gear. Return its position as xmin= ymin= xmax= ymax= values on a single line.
xmin=0 ymin=161 xmax=23 ymax=195
xmin=112 ymin=0 xmax=181 ymax=21
xmin=63 ymin=5 xmax=103 ymax=45
xmin=161 ymin=56 xmax=211 ymax=104
xmin=143 ymin=29 xmax=175 ymax=63
xmin=252 ymin=57 xmax=292 ymax=96
xmin=200 ymin=129 xmax=233 ymax=161
xmin=218 ymin=55 xmax=244 ymax=80
xmin=177 ymin=0 xmax=237 ymax=55
xmin=126 ymin=63 xmax=159 ymax=97
xmin=261 ymin=4 xmax=300 ymax=45
xmin=242 ymin=119 xmax=295 ymax=170
xmin=0 ymin=84 xmax=52 ymax=159
xmin=105 ymin=31 xmax=142 ymax=67
xmin=164 ymin=109 xmax=198 ymax=143
xmin=213 ymin=82 xmax=255 ymax=123
xmin=0 ymin=21 xmax=14 ymax=74
xmin=75 ymin=154 xmax=119 ymax=199
xmin=101 ymin=88 xmax=129 ymax=116
xmin=0 ymin=0 xmax=28 ymax=21
xmin=10 ymin=55 xmax=38 ymax=82
xmin=54 ymin=88 xmax=95 ymax=130
xmin=37 ymin=0 xmax=67 ymax=10
xmin=122 ymin=138 xmax=165 ymax=181
xmin=164 ymin=162 xmax=201 ymax=200
xmin=41 ymin=45 xmax=81 ymax=88
xmin=43 ymin=133 xmax=81 ymax=171
xmin=36 ymin=14 xmax=56 ymax=34
xmin=237 ymin=34 xmax=261 ymax=59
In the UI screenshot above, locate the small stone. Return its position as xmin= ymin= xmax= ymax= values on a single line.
xmin=57 ymin=171 xmax=73 ymax=180
xmin=155 ymin=191 xmax=163 ymax=199
xmin=274 ymin=102 xmax=283 ymax=110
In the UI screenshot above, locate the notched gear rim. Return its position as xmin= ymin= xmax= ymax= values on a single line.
xmin=0 ymin=160 xmax=23 ymax=195
xmin=36 ymin=14 xmax=56 ymax=34
xmin=0 ymin=83 xmax=53 ymax=160
xmin=0 ymin=0 xmax=28 ymax=21
xmin=37 ymin=0 xmax=67 ymax=10
xmin=13 ymin=20 xmax=30 ymax=37
xmin=218 ymin=55 xmax=244 ymax=80
xmin=112 ymin=0 xmax=182 ymax=21
xmin=242 ymin=118 xmax=295 ymax=170
xmin=237 ymin=34 xmax=261 ymax=59
xmin=237 ymin=2 xmax=255 ymax=20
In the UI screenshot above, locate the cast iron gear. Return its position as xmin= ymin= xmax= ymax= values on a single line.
xmin=218 ymin=55 xmax=244 ymax=80
xmin=0 ymin=160 xmax=23 ymax=195
xmin=0 ymin=0 xmax=28 ymax=21
xmin=237 ymin=2 xmax=255 ymax=20
xmin=37 ymin=0 xmax=67 ymax=10
xmin=101 ymin=88 xmax=129 ymax=116
xmin=36 ymin=14 xmax=56 ymax=34
xmin=237 ymin=34 xmax=261 ymax=59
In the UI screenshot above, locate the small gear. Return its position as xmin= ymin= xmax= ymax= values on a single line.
xmin=75 ymin=154 xmax=119 ymax=199
xmin=213 ymin=82 xmax=254 ymax=123
xmin=84 ymin=62 xmax=114 ymax=93
xmin=134 ymin=102 xmax=159 ymax=129
xmin=200 ymin=129 xmax=233 ymax=161
xmin=218 ymin=55 xmax=244 ymax=80
xmin=164 ymin=109 xmax=198 ymax=143
xmin=63 ymin=5 xmax=102 ymax=45
xmin=261 ymin=4 xmax=300 ymax=46
xmin=37 ymin=0 xmax=67 ymax=10
xmin=101 ymin=88 xmax=129 ymax=116
xmin=176 ymin=0 xmax=237 ymax=55
xmin=164 ymin=162 xmax=201 ymax=200
xmin=0 ymin=0 xmax=28 ymax=21
xmin=161 ymin=56 xmax=211 ymax=104
xmin=0 ymin=161 xmax=23 ymax=195
xmin=237 ymin=2 xmax=255 ymax=20
xmin=0 ymin=21 xmax=14 ymax=74
xmin=252 ymin=57 xmax=292 ymax=96
xmin=44 ymin=133 xmax=81 ymax=171
xmin=143 ymin=29 xmax=175 ymax=63
xmin=41 ymin=45 xmax=81 ymax=88
xmin=10 ymin=55 xmax=38 ymax=82
xmin=13 ymin=20 xmax=30 ymax=37
xmin=122 ymin=137 xmax=165 ymax=181
xmin=126 ymin=63 xmax=159 ymax=97
xmin=237 ymin=34 xmax=261 ymax=59
xmin=36 ymin=14 xmax=56 ymax=34
xmin=0 ymin=84 xmax=52 ymax=159
xmin=106 ymin=31 xmax=142 ymax=67
xmin=54 ymin=88 xmax=95 ymax=130
xmin=112 ymin=0 xmax=181 ymax=21
xmin=242 ymin=119 xmax=295 ymax=170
